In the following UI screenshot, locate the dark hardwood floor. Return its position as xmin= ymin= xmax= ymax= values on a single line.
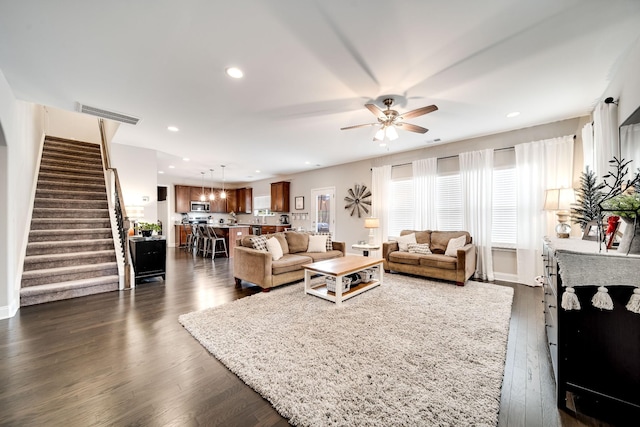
xmin=0 ymin=248 xmax=616 ymax=426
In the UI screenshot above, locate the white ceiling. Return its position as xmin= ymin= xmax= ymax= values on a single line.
xmin=1 ymin=0 xmax=640 ymax=184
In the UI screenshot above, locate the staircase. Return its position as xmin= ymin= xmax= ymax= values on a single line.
xmin=20 ymin=137 xmax=120 ymax=306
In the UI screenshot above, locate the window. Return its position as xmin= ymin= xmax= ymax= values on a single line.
xmin=436 ymin=174 xmax=462 ymax=230
xmin=388 ymin=178 xmax=414 ymax=237
xmin=491 ymin=167 xmax=517 ymax=246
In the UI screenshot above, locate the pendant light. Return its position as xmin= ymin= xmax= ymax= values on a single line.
xmin=199 ymin=171 xmax=206 ymax=201
xmin=220 ymin=165 xmax=227 ymax=199
xmin=209 ymin=169 xmax=215 ymax=201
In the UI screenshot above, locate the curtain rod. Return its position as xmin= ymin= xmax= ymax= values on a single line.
xmin=383 ymin=135 xmax=576 ymax=168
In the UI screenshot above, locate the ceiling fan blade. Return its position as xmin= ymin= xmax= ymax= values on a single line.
xmin=365 ymin=103 xmax=386 ymax=120
xmin=398 ymin=123 xmax=429 ymax=134
xmin=340 ymin=123 xmax=376 ymax=130
xmin=400 ymin=105 xmax=438 ymax=120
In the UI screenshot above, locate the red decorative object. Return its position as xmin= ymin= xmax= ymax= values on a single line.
xmin=606 ymin=216 xmax=620 ymax=249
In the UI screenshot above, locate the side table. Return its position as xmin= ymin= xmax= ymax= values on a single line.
xmin=351 ymin=243 xmax=380 ymax=257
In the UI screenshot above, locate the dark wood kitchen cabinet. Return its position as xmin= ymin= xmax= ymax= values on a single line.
xmin=236 ymin=187 xmax=253 ymax=214
xmin=270 ymin=181 xmax=290 ymax=212
xmin=175 ymin=185 xmax=191 ymax=213
xmin=129 ymin=236 xmax=166 ymax=283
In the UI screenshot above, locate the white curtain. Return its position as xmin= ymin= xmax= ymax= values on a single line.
xmin=594 ymin=101 xmax=620 ymax=178
xmin=412 ymin=157 xmax=438 ymax=230
xmin=460 ymin=149 xmax=494 ymax=281
xmin=582 ymin=121 xmax=594 ymax=172
xmin=515 ymin=136 xmax=574 ymax=286
xmin=371 ymin=165 xmax=392 ymax=244
xmin=620 ymin=123 xmax=640 ymax=174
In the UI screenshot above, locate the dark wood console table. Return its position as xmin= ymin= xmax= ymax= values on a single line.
xmin=129 ymin=236 xmax=166 ymax=284
xmin=542 ymin=238 xmax=640 ymax=422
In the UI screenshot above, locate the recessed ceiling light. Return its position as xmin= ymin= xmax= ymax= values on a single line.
xmin=182 ymin=157 xmax=190 ymax=162
xmin=158 ymin=171 xmax=164 ymax=174
xmin=255 ymin=170 xmax=261 ymax=173
xmin=506 ymin=111 xmax=520 ymax=118
xmin=168 ymin=165 xmax=175 ymax=169
xmin=167 ymin=126 xmax=179 ymax=132
xmin=305 ymin=161 xmax=311 ymax=165
xmin=225 ymin=67 xmax=244 ymax=79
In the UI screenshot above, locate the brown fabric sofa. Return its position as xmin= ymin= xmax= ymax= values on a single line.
xmin=382 ymin=230 xmax=477 ymax=286
xmin=233 ymin=231 xmax=345 ymax=290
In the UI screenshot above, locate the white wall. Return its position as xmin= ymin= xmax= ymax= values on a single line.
xmin=603 ymin=37 xmax=640 ymax=126
xmin=43 ymin=105 xmax=102 ymax=143
xmin=110 ymin=143 xmax=158 ymax=224
xmin=0 ymin=70 xmax=44 ymax=318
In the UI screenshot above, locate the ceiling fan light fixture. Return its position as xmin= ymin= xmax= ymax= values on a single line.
xmin=374 ymin=128 xmax=385 ymax=141
xmin=386 ymin=125 xmax=399 ymax=141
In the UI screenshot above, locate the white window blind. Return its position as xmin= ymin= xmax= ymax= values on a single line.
xmin=491 ymin=167 xmax=517 ymax=246
xmin=389 ymin=178 xmax=414 ymax=237
xmin=253 ymin=195 xmax=271 ymax=210
xmin=437 ymin=174 xmax=462 ymax=230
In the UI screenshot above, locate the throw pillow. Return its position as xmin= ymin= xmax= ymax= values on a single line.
xmin=250 ymin=235 xmax=268 ymax=252
xmin=444 ymin=235 xmax=467 ymax=257
xmin=266 ymin=237 xmax=284 ymax=261
xmin=408 ymin=243 xmax=432 ymax=255
xmin=307 ymin=234 xmax=328 ymax=253
xmin=313 ymin=231 xmax=333 ymax=251
xmin=396 ymin=233 xmax=417 ymax=252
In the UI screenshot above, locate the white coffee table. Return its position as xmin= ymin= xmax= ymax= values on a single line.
xmin=303 ymin=255 xmax=383 ymax=305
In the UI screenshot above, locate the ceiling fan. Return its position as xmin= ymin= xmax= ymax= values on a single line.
xmin=341 ymin=98 xmax=438 ymax=142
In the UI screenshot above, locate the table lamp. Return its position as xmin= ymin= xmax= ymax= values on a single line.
xmin=364 ymin=217 xmax=380 ymax=245
xmin=544 ymin=188 xmax=575 ymax=238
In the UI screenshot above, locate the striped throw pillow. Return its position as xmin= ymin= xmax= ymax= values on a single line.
xmin=407 ymin=243 xmax=432 ymax=255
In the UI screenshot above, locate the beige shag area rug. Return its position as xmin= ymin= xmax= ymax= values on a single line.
xmin=179 ymin=275 xmax=514 ymax=426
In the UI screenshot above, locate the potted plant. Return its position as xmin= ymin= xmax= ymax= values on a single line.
xmin=599 ymin=157 xmax=640 ymax=254
xmin=138 ymin=222 xmax=161 ymax=237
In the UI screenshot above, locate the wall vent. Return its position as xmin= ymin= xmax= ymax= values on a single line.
xmin=77 ymin=103 xmax=141 ymax=125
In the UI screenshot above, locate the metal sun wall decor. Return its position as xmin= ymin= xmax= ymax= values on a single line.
xmin=344 ymin=184 xmax=372 ymax=217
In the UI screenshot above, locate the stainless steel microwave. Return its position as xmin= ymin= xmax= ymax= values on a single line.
xmin=190 ymin=201 xmax=210 ymax=212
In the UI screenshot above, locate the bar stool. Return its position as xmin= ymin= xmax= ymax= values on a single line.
xmin=184 ymin=225 xmax=195 ymax=250
xmin=210 ymin=227 xmax=228 ymax=258
xmin=198 ymin=225 xmax=212 ymax=257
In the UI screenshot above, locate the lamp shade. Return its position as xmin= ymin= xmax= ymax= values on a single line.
xmin=544 ymin=188 xmax=575 ymax=211
xmin=364 ymin=217 xmax=380 ymax=229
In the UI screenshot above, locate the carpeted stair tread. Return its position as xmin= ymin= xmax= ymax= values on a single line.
xmin=32 ymin=207 xmax=109 ymax=218
xmin=30 ymin=218 xmax=112 ymax=230
xmin=34 ymin=197 xmax=109 ymax=209
xmin=29 ymin=228 xmax=112 ymax=242
xmin=37 ymin=179 xmax=106 ymax=192
xmin=21 ymin=262 xmax=118 ymax=287
xmin=34 ymin=188 xmax=107 ymax=200
xmin=24 ymin=249 xmax=116 ymax=262
xmin=21 ymin=276 xmax=118 ymax=295
xmin=45 ymin=136 xmax=101 ymax=149
xmin=38 ymin=171 xmax=105 ymax=184
xmin=20 ymin=276 xmax=119 ymax=306
xmin=26 ymin=239 xmax=114 ymax=255
xmin=39 ymin=164 xmax=104 ymax=176
xmin=40 ymin=151 xmax=102 ymax=165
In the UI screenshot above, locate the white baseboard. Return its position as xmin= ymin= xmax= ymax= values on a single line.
xmin=493 ymin=272 xmax=520 ymax=284
xmin=0 ymin=300 xmax=19 ymax=319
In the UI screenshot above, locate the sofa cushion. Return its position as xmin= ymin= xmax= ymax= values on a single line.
xmin=266 ymin=237 xmax=284 ymax=261
xmin=445 ymin=235 xmax=467 ymax=257
xmin=250 ymin=235 xmax=268 ymax=251
xmin=305 ymin=250 xmax=344 ymax=262
xmin=271 ymin=254 xmax=313 ymax=275
xmin=419 ymin=254 xmax=457 ymax=270
xmin=273 ymin=232 xmax=289 ymax=255
xmin=307 ymin=234 xmax=327 ymax=252
xmin=285 ymin=231 xmax=309 ymax=253
xmin=430 ymin=231 xmax=471 ymax=254
xmin=401 ymin=230 xmax=432 ymax=245
xmin=388 ymin=251 xmax=422 ymax=265
xmin=408 ymin=243 xmax=432 ymax=255
xmin=396 ymin=233 xmax=417 ymax=252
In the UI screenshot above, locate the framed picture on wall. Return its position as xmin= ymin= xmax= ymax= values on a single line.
xmin=295 ymin=196 xmax=304 ymax=210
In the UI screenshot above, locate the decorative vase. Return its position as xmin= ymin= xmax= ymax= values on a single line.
xmin=618 ymin=217 xmax=640 ymax=254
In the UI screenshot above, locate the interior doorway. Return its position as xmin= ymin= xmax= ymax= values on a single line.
xmin=310 ymin=187 xmax=335 ymax=236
